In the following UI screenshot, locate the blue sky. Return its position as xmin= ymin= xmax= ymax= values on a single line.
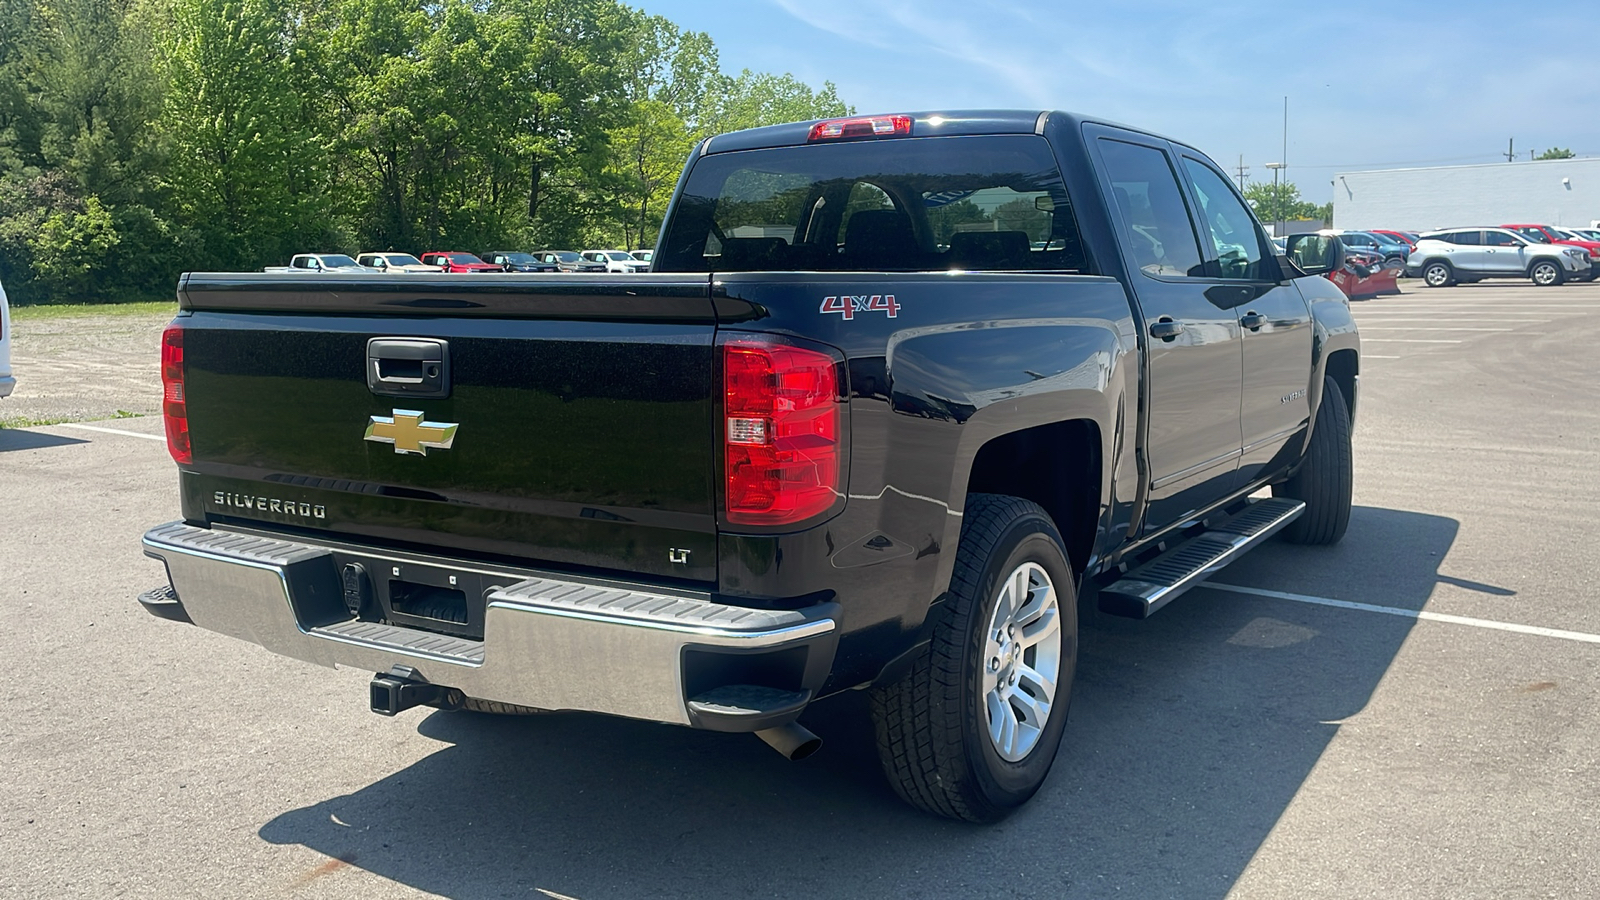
xmin=635 ymin=0 xmax=1600 ymax=203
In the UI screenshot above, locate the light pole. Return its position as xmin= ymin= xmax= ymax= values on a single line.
xmin=1264 ymin=162 xmax=1285 ymax=237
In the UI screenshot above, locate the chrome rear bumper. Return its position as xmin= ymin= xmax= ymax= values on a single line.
xmin=141 ymin=522 xmax=837 ymax=727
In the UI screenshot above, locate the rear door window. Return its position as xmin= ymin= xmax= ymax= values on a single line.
xmin=1097 ymin=139 xmax=1206 ymax=278
xmin=655 ymin=134 xmax=1087 ymax=273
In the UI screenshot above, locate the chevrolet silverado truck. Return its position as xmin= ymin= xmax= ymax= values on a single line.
xmin=139 ymin=111 xmax=1359 ymax=822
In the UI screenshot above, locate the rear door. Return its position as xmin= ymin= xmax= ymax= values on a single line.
xmin=177 ymin=275 xmax=719 ymax=583
xmin=1088 ymin=127 xmax=1243 ymax=531
xmin=1175 ymin=152 xmax=1314 ymax=486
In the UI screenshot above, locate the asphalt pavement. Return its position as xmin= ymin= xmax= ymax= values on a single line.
xmin=1 ymin=280 xmax=1596 ymax=898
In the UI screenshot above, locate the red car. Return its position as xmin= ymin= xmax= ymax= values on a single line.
xmin=419 ymin=251 xmax=502 ymax=274
xmin=1500 ymin=225 xmax=1599 ymax=279
xmin=1370 ymin=229 xmax=1419 ymax=251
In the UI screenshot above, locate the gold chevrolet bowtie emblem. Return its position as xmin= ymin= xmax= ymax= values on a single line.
xmin=364 ymin=410 xmax=458 ymax=456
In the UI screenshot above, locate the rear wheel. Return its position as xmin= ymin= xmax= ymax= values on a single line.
xmin=1422 ymin=261 xmax=1453 ymax=287
xmin=871 ymin=494 xmax=1077 ymax=822
xmin=1274 ymin=377 xmax=1353 ymax=545
xmin=1529 ymin=260 xmax=1563 ymax=287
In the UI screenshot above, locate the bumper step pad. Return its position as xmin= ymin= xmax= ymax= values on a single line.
xmin=1099 ymin=497 xmax=1306 ymax=619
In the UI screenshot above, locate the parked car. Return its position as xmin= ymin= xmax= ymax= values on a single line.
xmin=419 ymin=252 xmax=503 ymax=274
xmin=630 ymin=249 xmax=653 ymax=264
xmin=581 ymin=249 xmax=650 ymax=273
xmin=1569 ymin=227 xmax=1600 ymax=242
xmin=1370 ymin=229 xmax=1419 ymax=251
xmin=1330 ymin=231 xmax=1407 ymax=269
xmin=264 ymin=254 xmax=367 ymax=274
xmin=0 ymin=276 xmax=12 ymax=399
xmin=1406 ymin=227 xmax=1591 ymax=287
xmin=479 ymin=251 xmax=558 ymax=273
xmin=1500 ymin=224 xmax=1599 ymax=279
xmin=532 ymin=250 xmax=606 ymax=273
xmin=140 ymin=108 xmax=1359 ymax=823
xmin=357 ymin=252 xmax=442 ymax=273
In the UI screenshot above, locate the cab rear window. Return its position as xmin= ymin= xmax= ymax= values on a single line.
xmin=654 ymin=135 xmax=1089 ymax=273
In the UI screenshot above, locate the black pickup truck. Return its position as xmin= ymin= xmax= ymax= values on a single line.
xmin=139 ymin=110 xmax=1358 ymax=822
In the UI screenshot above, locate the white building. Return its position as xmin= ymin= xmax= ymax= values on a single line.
xmin=1331 ymin=157 xmax=1600 ymax=232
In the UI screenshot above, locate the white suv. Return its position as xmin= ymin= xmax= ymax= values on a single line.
xmin=1 ymin=277 xmax=13 ymax=398
xmin=581 ymin=250 xmax=650 ymax=273
xmin=1405 ymin=227 xmax=1590 ymax=287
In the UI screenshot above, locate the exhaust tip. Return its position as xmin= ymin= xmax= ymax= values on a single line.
xmin=755 ymin=722 xmax=822 ymax=761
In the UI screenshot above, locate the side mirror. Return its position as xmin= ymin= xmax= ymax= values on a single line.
xmin=1284 ymin=234 xmax=1345 ymax=276
xmin=1033 ymin=196 xmax=1056 ymax=212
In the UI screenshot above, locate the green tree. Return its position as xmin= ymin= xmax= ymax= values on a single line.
xmin=158 ymin=0 xmax=330 ymax=270
xmin=1536 ymin=147 xmax=1576 ymax=160
xmin=1243 ymin=180 xmax=1321 ymax=226
xmin=706 ymin=69 xmax=850 ymax=134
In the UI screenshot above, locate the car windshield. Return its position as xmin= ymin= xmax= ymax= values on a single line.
xmin=1516 ymin=228 xmax=1553 ymax=242
xmin=1368 ymin=232 xmax=1402 ymax=246
xmin=655 ymin=134 xmax=1085 ymax=273
xmin=631 ymin=250 xmax=652 ymax=260
xmin=448 ymin=253 xmax=483 ymax=264
xmin=384 ymin=254 xmax=424 ymax=266
xmin=322 ymin=255 xmax=358 ymax=267
xmin=604 ymin=251 xmax=634 ymax=261
xmin=498 ymin=252 xmax=538 ymax=264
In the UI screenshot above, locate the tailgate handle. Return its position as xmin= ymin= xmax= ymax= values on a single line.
xmin=368 ymin=338 xmax=450 ymax=399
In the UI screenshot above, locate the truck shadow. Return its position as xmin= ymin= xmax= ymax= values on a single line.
xmin=0 ymin=428 xmax=89 ymax=452
xmin=259 ymin=505 xmax=1475 ymax=898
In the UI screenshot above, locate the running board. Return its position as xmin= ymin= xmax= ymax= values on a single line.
xmin=1098 ymin=498 xmax=1306 ymax=619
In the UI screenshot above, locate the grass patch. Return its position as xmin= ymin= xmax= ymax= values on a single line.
xmin=11 ymin=300 xmax=177 ymax=321
xmin=0 ymin=410 xmax=147 ymax=429
xmin=0 ymin=414 xmax=73 ymax=429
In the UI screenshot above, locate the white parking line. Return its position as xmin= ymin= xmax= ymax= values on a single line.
xmin=1358 ymin=327 xmax=1514 ymax=332
xmin=1204 ymin=582 xmax=1600 ymax=645
xmin=55 ymin=422 xmax=166 ymax=442
xmin=1361 ymin=339 xmax=1463 ymax=343
xmin=1364 ymin=355 xmax=1402 ymax=359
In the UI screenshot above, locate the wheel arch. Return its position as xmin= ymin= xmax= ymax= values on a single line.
xmin=960 ymin=418 xmax=1105 ymax=580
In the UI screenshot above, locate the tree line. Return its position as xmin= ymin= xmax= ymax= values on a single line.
xmin=0 ymin=0 xmax=850 ymax=304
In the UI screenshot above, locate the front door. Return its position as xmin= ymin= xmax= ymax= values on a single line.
xmin=1482 ymin=229 xmax=1528 ymax=273
xmin=1176 ymin=154 xmax=1314 ymax=485
xmin=1090 ymin=128 xmax=1243 ymax=533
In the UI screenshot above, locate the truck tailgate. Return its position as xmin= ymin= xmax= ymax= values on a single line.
xmin=174 ymin=274 xmax=718 ymax=583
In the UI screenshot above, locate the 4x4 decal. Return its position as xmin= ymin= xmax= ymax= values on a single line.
xmin=821 ymin=294 xmax=899 ymax=320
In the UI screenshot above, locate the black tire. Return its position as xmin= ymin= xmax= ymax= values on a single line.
xmin=1274 ymin=377 xmax=1353 ymax=545
xmin=460 ymin=697 xmax=547 ymax=715
xmin=870 ymin=494 xmax=1078 ymax=823
xmin=1529 ymin=260 xmax=1563 ymax=287
xmin=1422 ymin=261 xmax=1453 ymax=287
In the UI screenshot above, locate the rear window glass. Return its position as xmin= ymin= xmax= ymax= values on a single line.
xmin=654 ymin=135 xmax=1088 ymax=273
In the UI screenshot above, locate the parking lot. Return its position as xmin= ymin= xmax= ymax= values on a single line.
xmin=2 ymin=280 xmax=1598 ymax=899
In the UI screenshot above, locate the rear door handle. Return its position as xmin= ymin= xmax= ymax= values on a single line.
xmin=1239 ymin=311 xmax=1265 ymax=331
xmin=1149 ymin=318 xmax=1184 ymax=342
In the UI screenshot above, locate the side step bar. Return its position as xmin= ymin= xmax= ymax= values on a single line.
xmin=1098 ymin=498 xmax=1306 ymax=619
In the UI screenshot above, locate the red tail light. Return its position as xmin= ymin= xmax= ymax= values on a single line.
xmin=722 ymin=339 xmax=843 ymax=526
xmin=161 ymin=324 xmax=191 ymax=465
xmin=808 ymin=115 xmax=912 ymax=142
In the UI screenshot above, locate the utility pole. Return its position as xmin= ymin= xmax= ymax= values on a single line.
xmin=1506 ymin=138 xmax=1516 ymax=162
xmin=1235 ymin=154 xmax=1250 ymax=191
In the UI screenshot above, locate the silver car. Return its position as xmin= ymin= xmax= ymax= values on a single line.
xmin=1404 ymin=227 xmax=1590 ymax=287
xmin=0 ymin=276 xmax=12 ymax=399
